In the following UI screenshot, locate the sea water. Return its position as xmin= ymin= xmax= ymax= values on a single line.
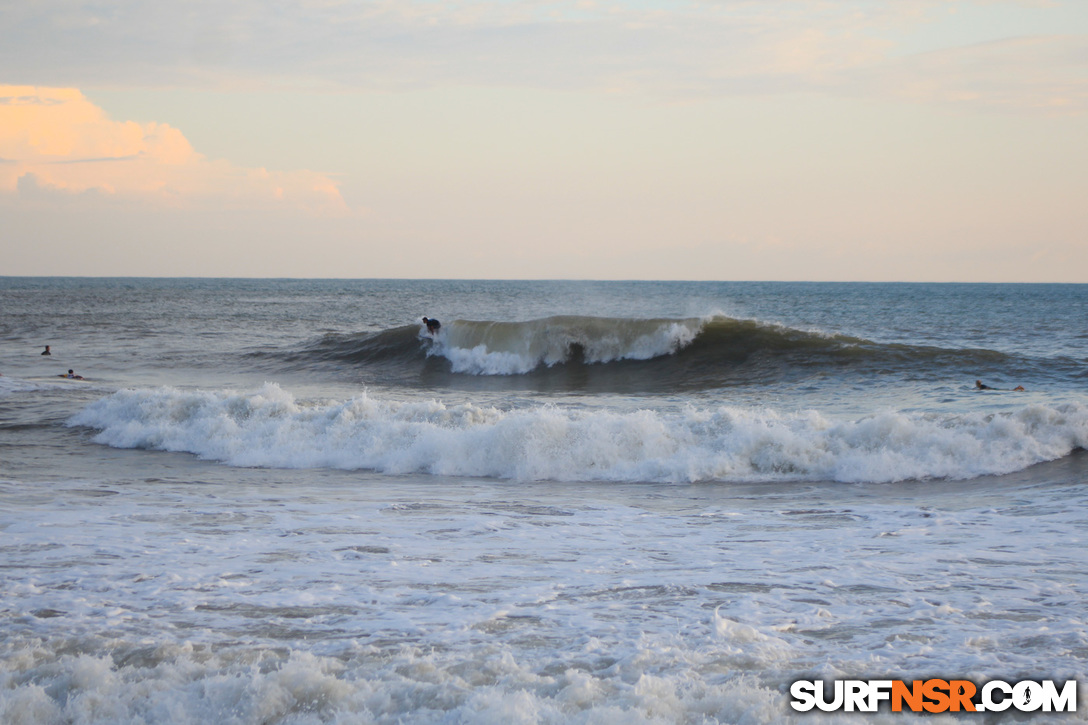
xmin=0 ymin=278 xmax=1086 ymax=723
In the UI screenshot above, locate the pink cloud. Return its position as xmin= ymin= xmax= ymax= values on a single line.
xmin=0 ymin=85 xmax=347 ymax=213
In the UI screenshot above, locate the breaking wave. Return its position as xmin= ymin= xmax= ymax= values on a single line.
xmin=69 ymin=384 xmax=1088 ymax=484
xmin=267 ymin=314 xmax=1057 ymax=392
xmin=434 ymin=316 xmax=703 ymax=375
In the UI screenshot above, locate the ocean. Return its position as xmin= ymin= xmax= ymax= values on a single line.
xmin=1 ymin=278 xmax=1085 ymax=723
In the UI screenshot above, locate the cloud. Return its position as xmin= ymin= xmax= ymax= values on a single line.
xmin=0 ymin=85 xmax=347 ymax=212
xmin=844 ymin=34 xmax=1088 ymax=111
xmin=4 ymin=0 xmax=1085 ymax=112
xmin=0 ymin=1 xmax=890 ymax=92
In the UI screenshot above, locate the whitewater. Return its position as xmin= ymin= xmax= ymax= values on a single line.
xmin=70 ymin=383 xmax=1088 ymax=483
xmin=1 ymin=278 xmax=1086 ymax=723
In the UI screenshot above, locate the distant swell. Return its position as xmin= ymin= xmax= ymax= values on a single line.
xmin=69 ymin=384 xmax=1088 ymax=484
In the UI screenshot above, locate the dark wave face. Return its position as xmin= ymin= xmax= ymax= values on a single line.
xmin=296 ymin=326 xmax=426 ymax=366
xmin=248 ymin=314 xmax=1080 ymax=394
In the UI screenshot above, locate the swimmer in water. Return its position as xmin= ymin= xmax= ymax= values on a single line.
xmin=422 ymin=317 xmax=441 ymax=335
xmin=976 ymin=380 xmax=1025 ymax=391
xmin=41 ymin=345 xmax=51 ymax=355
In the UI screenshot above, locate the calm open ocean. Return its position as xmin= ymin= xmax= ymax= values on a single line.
xmin=1 ymin=278 xmax=1086 ymax=723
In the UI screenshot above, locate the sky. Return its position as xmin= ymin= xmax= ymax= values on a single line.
xmin=2 ymin=0 xmax=1087 ymax=281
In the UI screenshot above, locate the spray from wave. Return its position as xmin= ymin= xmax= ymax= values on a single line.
xmin=69 ymin=384 xmax=1088 ymax=484
xmin=431 ymin=316 xmax=704 ymax=375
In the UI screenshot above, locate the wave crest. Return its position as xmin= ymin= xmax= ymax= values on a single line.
xmin=259 ymin=314 xmax=1064 ymax=393
xmin=69 ymin=384 xmax=1088 ymax=483
xmin=433 ymin=316 xmax=703 ymax=375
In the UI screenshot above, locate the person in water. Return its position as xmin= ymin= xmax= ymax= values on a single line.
xmin=60 ymin=369 xmax=84 ymax=380
xmin=41 ymin=345 xmax=51 ymax=355
xmin=976 ymin=380 xmax=1025 ymax=391
xmin=422 ymin=317 xmax=441 ymax=334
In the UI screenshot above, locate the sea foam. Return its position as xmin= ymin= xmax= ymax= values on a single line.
xmin=68 ymin=384 xmax=1088 ymax=483
xmin=0 ymin=376 xmax=47 ymax=397
xmin=431 ymin=317 xmax=703 ymax=375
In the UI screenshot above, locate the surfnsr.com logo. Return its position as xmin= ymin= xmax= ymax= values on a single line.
xmin=789 ymin=679 xmax=1078 ymax=713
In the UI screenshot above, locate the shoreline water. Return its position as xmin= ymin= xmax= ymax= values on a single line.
xmin=3 ymin=459 xmax=1086 ymax=722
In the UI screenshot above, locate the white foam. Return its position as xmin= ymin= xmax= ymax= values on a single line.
xmin=68 ymin=384 xmax=1088 ymax=483
xmin=0 ymin=641 xmax=808 ymax=725
xmin=430 ymin=318 xmax=702 ymax=375
xmin=0 ymin=376 xmax=46 ymax=397
xmin=3 ymin=467 xmax=1087 ymax=724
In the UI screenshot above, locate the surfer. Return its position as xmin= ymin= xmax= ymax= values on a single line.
xmin=422 ymin=317 xmax=441 ymax=335
xmin=41 ymin=345 xmax=51 ymax=355
xmin=60 ymin=369 xmax=84 ymax=380
xmin=976 ymin=380 xmax=1026 ymax=391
